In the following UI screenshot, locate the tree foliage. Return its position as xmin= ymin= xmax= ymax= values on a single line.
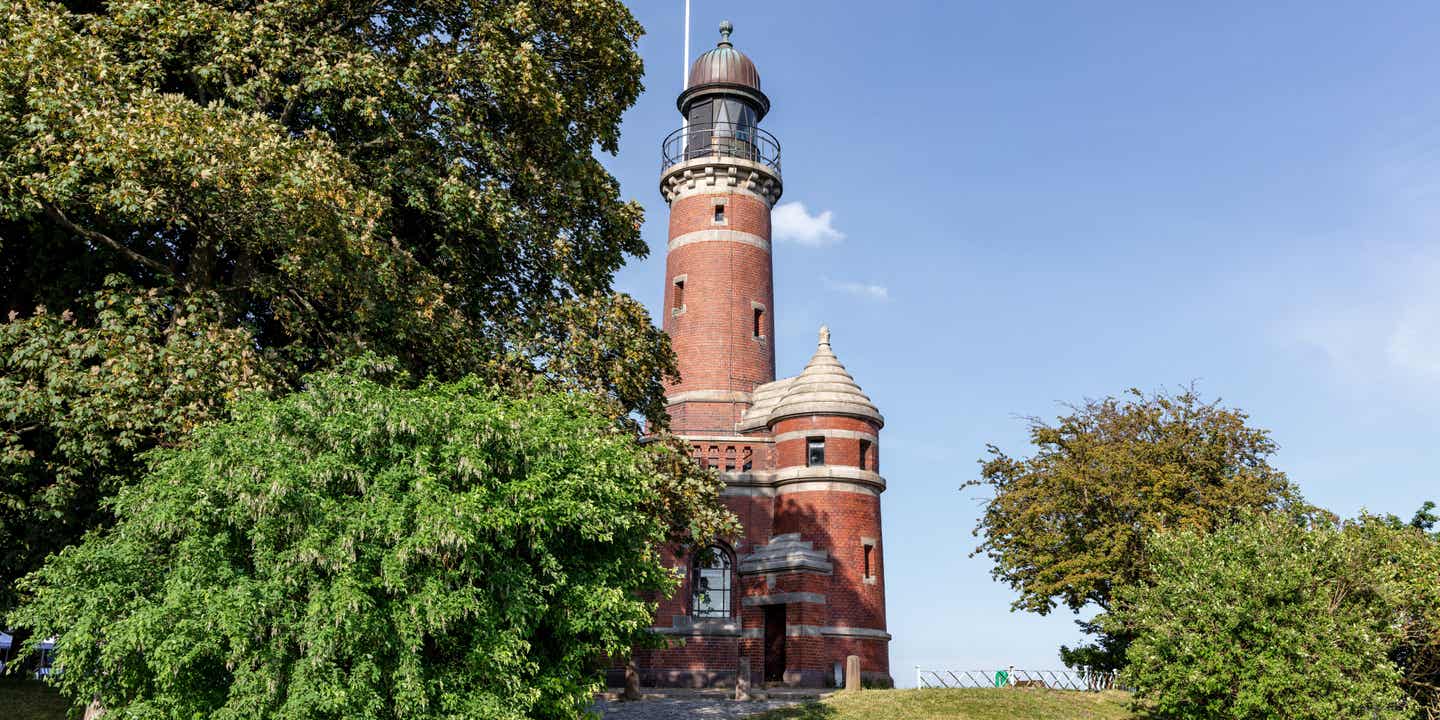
xmin=964 ymin=388 xmax=1301 ymax=669
xmin=0 ymin=0 xmax=677 ymax=607
xmin=0 ymin=278 xmax=273 ymax=611
xmin=1112 ymin=513 xmax=1440 ymax=720
xmin=10 ymin=366 xmax=721 ymax=720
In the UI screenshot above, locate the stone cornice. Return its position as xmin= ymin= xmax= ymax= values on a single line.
xmin=675 ymin=434 xmax=774 ymax=446
xmin=665 ymin=390 xmax=753 ymax=406
xmin=717 ymin=466 xmax=886 ymax=496
xmin=769 ymin=401 xmax=885 ymax=428
xmin=772 ymin=428 xmax=878 ymax=444
xmin=772 ymin=466 xmax=887 ymax=494
xmin=661 ymin=156 xmax=782 ymax=207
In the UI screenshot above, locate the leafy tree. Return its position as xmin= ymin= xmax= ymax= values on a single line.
xmin=11 ymin=365 xmax=724 ymax=720
xmin=1410 ymin=501 xmax=1438 ymax=534
xmin=0 ymin=278 xmax=273 ymax=612
xmin=964 ymin=388 xmax=1301 ymax=670
xmin=1112 ymin=513 xmax=1440 ymax=720
xmin=1 ymin=0 xmax=677 ymax=609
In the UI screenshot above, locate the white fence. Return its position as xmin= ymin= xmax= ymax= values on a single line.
xmin=916 ymin=667 xmax=1118 ymax=692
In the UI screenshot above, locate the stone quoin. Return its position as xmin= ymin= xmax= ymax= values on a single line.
xmin=616 ymin=21 xmax=892 ymax=689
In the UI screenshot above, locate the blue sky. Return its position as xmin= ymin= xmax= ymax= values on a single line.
xmin=604 ymin=1 xmax=1440 ymax=684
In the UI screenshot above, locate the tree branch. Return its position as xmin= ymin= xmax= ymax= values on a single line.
xmin=42 ymin=202 xmax=171 ymax=276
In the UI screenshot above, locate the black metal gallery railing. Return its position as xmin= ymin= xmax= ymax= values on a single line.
xmin=662 ymin=122 xmax=781 ymax=174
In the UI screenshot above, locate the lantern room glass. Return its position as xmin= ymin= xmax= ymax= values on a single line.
xmin=684 ymin=96 xmax=760 ymax=162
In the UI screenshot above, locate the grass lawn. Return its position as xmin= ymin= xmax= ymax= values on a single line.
xmin=752 ymin=688 xmax=1136 ymax=720
xmin=0 ymin=681 xmax=1137 ymax=720
xmin=0 ymin=677 xmax=68 ymax=720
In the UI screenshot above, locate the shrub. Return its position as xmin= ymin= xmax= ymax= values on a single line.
xmin=1113 ymin=512 xmax=1440 ymax=719
xmin=10 ymin=367 xmax=685 ymax=720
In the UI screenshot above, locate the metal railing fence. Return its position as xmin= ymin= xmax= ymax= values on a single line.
xmin=661 ymin=122 xmax=782 ymax=174
xmin=915 ymin=667 xmax=1119 ymax=692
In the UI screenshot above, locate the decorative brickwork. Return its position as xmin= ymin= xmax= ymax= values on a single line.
xmin=618 ymin=23 xmax=891 ymax=690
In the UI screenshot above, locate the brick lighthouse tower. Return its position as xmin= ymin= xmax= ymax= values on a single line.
xmin=631 ymin=21 xmax=892 ymax=689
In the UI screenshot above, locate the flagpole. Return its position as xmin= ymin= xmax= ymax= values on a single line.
xmin=683 ymin=0 xmax=692 ymax=90
xmin=681 ymin=0 xmax=691 ymax=153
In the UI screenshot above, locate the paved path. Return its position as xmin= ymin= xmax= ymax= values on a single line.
xmin=591 ymin=696 xmax=810 ymax=719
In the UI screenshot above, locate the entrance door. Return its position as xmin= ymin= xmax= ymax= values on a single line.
xmin=763 ymin=604 xmax=786 ymax=683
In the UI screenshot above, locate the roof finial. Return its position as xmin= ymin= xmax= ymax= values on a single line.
xmin=818 ymin=324 xmax=831 ymax=347
xmin=718 ymin=20 xmax=734 ymax=47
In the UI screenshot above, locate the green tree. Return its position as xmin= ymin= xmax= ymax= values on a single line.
xmin=11 ymin=366 xmax=716 ymax=720
xmin=1112 ymin=513 xmax=1440 ymax=720
xmin=0 ymin=278 xmax=273 ymax=612
xmin=964 ymin=388 xmax=1301 ymax=670
xmin=1 ymin=0 xmax=676 ymax=609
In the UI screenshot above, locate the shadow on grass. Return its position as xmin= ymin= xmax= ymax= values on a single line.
xmin=0 ymin=677 xmax=68 ymax=720
xmin=749 ymin=700 xmax=839 ymax=719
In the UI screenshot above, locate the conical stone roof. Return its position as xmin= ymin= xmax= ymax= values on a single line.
xmin=767 ymin=326 xmax=884 ymax=427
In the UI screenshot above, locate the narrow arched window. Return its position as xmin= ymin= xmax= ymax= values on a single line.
xmin=691 ymin=545 xmax=733 ymax=618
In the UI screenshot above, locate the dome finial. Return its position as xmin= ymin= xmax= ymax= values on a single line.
xmin=718 ymin=20 xmax=734 ymax=47
xmin=818 ymin=324 xmax=831 ymax=347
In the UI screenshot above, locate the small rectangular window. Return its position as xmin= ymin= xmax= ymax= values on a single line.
xmin=672 ymin=277 xmax=686 ymax=314
xmin=858 ymin=439 xmax=872 ymax=471
xmin=714 ymin=204 xmax=726 ymax=223
xmin=807 ymin=437 xmax=825 ymax=467
xmin=863 ymin=543 xmax=874 ymax=579
xmin=753 ymin=307 xmax=764 ymax=338
xmin=724 ymin=446 xmax=736 ymax=472
xmin=741 ymin=446 xmax=753 ymax=472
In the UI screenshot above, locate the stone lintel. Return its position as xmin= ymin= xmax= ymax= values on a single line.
xmin=652 ymin=617 xmax=762 ymax=639
xmin=741 ymin=592 xmax=826 ymax=607
xmin=785 ymin=625 xmax=892 ymax=640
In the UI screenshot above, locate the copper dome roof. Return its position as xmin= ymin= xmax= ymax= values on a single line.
xmin=688 ymin=21 xmax=761 ymax=92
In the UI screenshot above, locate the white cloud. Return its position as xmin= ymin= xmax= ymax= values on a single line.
xmin=772 ymin=201 xmax=844 ymax=246
xmin=1292 ymin=250 xmax=1440 ymax=388
xmin=825 ymin=278 xmax=890 ymax=302
xmin=1289 ymin=134 xmax=1440 ymax=392
xmin=1385 ymin=289 xmax=1440 ymax=380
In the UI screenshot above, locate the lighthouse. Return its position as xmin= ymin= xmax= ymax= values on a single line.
xmin=634 ymin=21 xmax=892 ymax=689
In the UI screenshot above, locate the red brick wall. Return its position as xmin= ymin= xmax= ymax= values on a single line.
xmin=773 ymin=416 xmax=881 ymax=470
xmin=725 ymin=494 xmax=776 ymax=549
xmin=668 ymin=193 xmax=771 ymax=240
xmin=825 ymin=636 xmax=891 ymax=681
xmin=662 ymin=189 xmax=775 ymax=436
xmin=633 ymin=637 xmax=743 ymax=687
xmin=667 ymin=401 xmax=746 ymax=434
xmin=774 ymin=490 xmax=886 ymax=631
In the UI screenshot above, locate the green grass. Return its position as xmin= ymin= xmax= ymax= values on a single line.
xmin=0 ymin=680 xmax=1137 ymax=720
xmin=0 ymin=677 xmax=68 ymax=720
xmin=753 ymin=688 xmax=1136 ymax=720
